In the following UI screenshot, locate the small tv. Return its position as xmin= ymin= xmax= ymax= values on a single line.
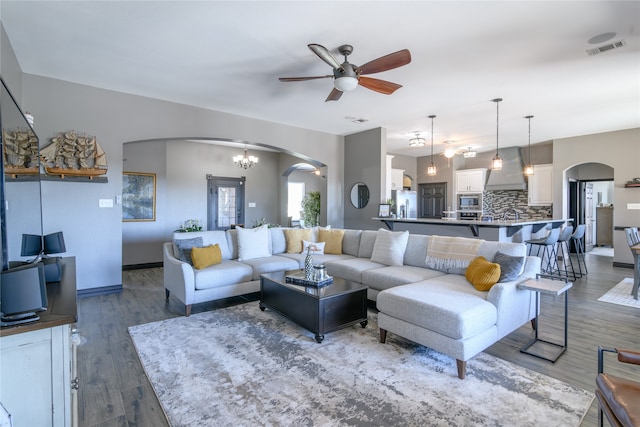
xmin=1 ymin=262 xmax=47 ymax=326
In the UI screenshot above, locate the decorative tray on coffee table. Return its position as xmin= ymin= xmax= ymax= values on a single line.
xmin=285 ymin=270 xmax=334 ymax=287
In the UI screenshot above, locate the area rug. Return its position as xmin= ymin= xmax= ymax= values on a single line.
xmin=129 ymin=303 xmax=593 ymax=427
xmin=598 ymin=277 xmax=640 ymax=308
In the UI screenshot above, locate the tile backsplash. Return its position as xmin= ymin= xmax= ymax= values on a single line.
xmin=483 ymin=190 xmax=552 ymax=219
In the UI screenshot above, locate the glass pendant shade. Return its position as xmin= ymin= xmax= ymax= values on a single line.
xmin=334 ymin=76 xmax=358 ymax=91
xmin=491 ymin=98 xmax=503 ymax=170
xmin=428 ymin=115 xmax=437 ymax=176
xmin=524 ymin=115 xmax=534 ymax=176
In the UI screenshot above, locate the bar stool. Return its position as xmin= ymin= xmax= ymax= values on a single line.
xmin=526 ymin=228 xmax=560 ymax=275
xmin=624 ymin=227 xmax=639 ymax=299
xmin=555 ymin=225 xmax=575 ymax=279
xmin=570 ymin=224 xmax=588 ymax=278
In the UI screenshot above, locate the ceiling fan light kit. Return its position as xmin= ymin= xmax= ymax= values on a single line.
xmin=279 ymin=43 xmax=411 ymax=102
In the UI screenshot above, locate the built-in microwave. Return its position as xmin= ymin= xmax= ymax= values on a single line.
xmin=458 ymin=193 xmax=482 ymax=210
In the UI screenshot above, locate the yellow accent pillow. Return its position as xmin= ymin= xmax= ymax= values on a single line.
xmin=318 ymin=229 xmax=345 ymax=255
xmin=465 ymin=256 xmax=501 ymax=291
xmin=283 ymin=229 xmax=312 ymax=254
xmin=191 ymin=244 xmax=222 ymax=270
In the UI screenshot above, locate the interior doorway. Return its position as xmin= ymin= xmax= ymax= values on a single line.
xmin=207 ymin=175 xmax=245 ymax=230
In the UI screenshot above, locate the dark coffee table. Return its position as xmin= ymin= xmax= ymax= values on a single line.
xmin=259 ymin=270 xmax=368 ymax=343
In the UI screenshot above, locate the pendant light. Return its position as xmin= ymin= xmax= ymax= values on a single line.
xmin=409 ymin=132 xmax=426 ymax=147
xmin=427 ymin=115 xmax=437 ymax=176
xmin=523 ymin=115 xmax=535 ymax=176
xmin=491 ymin=98 xmax=503 ymax=170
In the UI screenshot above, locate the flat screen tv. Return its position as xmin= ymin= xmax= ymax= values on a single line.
xmin=0 ymin=262 xmax=47 ymax=326
xmin=20 ymin=233 xmax=43 ymax=257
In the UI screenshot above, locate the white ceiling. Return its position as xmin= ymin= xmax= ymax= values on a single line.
xmin=2 ymin=1 xmax=639 ymax=158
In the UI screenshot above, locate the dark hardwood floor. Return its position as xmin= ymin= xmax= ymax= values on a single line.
xmin=76 ymin=253 xmax=640 ymax=426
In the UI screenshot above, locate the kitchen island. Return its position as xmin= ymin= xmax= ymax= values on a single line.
xmin=374 ymin=217 xmax=572 ymax=243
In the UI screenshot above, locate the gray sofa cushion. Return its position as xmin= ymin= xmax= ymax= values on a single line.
xmin=341 ymin=229 xmax=362 ymax=257
xmin=279 ymin=253 xmax=355 ymax=269
xmin=173 ymin=237 xmax=203 ymax=264
xmin=326 ymin=257 xmax=384 ymax=284
xmin=194 ymin=260 xmax=253 ymax=290
xmin=403 ymin=234 xmax=430 ymax=267
xmin=362 ymin=265 xmax=446 ymax=293
xmin=357 ymin=230 xmax=378 ymax=258
xmin=239 ymin=255 xmax=300 ymax=280
xmin=377 ymin=276 xmax=498 ymax=340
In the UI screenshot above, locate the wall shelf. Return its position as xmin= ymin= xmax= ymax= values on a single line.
xmin=624 ymin=183 xmax=640 ymax=188
xmin=6 ymin=174 xmax=108 ymax=183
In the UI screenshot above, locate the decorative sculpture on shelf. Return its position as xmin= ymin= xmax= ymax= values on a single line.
xmin=40 ymin=130 xmax=108 ymax=179
xmin=2 ymin=128 xmax=39 ymax=177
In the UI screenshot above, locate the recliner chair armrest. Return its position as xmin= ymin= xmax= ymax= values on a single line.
xmin=617 ymin=348 xmax=640 ymax=365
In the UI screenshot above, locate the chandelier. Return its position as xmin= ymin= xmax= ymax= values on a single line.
xmin=233 ymin=144 xmax=259 ymax=169
xmin=409 ymin=132 xmax=426 ymax=147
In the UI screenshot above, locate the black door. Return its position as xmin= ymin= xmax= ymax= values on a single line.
xmin=207 ymin=176 xmax=245 ymax=230
xmin=418 ymin=183 xmax=446 ymax=218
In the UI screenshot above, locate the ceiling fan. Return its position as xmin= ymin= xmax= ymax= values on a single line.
xmin=279 ymin=44 xmax=411 ymax=102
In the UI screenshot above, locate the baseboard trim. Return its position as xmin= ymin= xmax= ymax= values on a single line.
xmin=123 ymin=262 xmax=163 ymax=271
xmin=612 ymin=262 xmax=634 ymax=269
xmin=78 ymin=284 xmax=123 ymax=298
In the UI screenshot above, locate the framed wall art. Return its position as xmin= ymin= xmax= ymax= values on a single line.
xmin=122 ymin=172 xmax=156 ymax=221
xmin=378 ymin=203 xmax=391 ymax=218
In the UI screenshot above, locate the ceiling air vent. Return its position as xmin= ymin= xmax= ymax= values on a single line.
xmin=586 ymin=40 xmax=626 ymax=56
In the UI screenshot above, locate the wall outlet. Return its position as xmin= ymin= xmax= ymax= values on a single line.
xmin=627 ymin=203 xmax=640 ymax=210
xmin=248 ymin=202 xmax=256 ymax=208
xmin=99 ymin=198 xmax=114 ymax=208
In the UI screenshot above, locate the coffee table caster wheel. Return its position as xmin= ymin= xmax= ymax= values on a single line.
xmin=360 ymin=320 xmax=368 ymax=328
xmin=259 ymin=304 xmax=265 ymax=311
xmin=315 ymin=334 xmax=324 ymax=343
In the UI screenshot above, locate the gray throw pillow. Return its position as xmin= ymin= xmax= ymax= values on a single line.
xmin=493 ymin=251 xmax=525 ymax=282
xmin=174 ymin=237 xmax=204 ymax=265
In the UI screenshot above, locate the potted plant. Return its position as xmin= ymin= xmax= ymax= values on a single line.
xmin=301 ymin=191 xmax=321 ymax=227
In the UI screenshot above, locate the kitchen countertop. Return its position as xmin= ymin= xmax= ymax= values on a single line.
xmin=373 ymin=217 xmax=572 ymax=241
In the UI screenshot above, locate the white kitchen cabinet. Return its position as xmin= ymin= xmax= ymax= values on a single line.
xmin=456 ymin=169 xmax=487 ymax=193
xmin=0 ymin=257 xmax=77 ymax=427
xmin=391 ymin=168 xmax=405 ymax=190
xmin=528 ymin=164 xmax=553 ymax=206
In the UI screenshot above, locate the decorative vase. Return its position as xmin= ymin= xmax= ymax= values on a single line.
xmin=304 ymin=247 xmax=313 ymax=279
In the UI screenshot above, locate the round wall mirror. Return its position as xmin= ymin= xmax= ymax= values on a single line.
xmin=350 ymin=182 xmax=370 ymax=209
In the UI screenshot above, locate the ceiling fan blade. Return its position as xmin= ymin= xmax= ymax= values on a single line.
xmin=325 ymin=88 xmax=343 ymax=102
xmin=279 ymin=75 xmax=333 ymax=82
xmin=308 ymin=44 xmax=342 ymax=70
xmin=357 ymin=49 xmax=411 ymax=75
xmin=358 ymin=76 xmax=402 ymax=95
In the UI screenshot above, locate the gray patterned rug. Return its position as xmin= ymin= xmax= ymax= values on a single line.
xmin=129 ymin=303 xmax=593 ymax=427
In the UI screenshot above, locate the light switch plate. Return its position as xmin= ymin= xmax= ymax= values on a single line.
xmin=248 ymin=202 xmax=256 ymax=207
xmin=627 ymin=203 xmax=640 ymax=210
xmin=99 ymin=198 xmax=114 ymax=208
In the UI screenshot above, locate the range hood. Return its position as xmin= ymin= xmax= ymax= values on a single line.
xmin=485 ymin=147 xmax=527 ymax=191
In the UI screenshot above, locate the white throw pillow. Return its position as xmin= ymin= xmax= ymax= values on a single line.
xmin=370 ymin=228 xmax=409 ymax=266
xmin=302 ymin=240 xmax=325 ymax=255
xmin=236 ymin=225 xmax=271 ymax=261
xmin=311 ymin=225 xmax=331 ymax=242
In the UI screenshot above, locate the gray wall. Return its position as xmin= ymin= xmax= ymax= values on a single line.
xmin=390 ymin=154 xmax=417 ymax=190
xmin=21 ymin=74 xmax=344 ymax=291
xmin=344 ymin=128 xmax=386 ymax=230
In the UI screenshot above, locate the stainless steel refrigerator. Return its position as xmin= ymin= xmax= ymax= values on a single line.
xmin=393 ymin=190 xmax=417 ymax=219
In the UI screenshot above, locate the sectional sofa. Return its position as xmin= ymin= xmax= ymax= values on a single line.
xmin=163 ymin=226 xmax=541 ymax=378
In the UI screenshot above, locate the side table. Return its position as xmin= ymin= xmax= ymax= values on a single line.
xmin=518 ymin=275 xmax=573 ymax=362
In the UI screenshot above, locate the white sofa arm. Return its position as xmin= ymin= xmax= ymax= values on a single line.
xmin=488 ymin=255 xmax=541 ymax=339
xmin=163 ymin=242 xmax=196 ymax=305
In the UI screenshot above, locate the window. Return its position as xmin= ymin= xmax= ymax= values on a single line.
xmin=288 ymin=182 xmax=305 ymax=221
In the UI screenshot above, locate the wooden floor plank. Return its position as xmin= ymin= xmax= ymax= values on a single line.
xmin=76 ymin=253 xmax=640 ymax=426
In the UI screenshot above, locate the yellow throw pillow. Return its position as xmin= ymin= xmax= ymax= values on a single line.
xmin=283 ymin=229 xmax=312 ymax=254
xmin=318 ymin=229 xmax=345 ymax=255
xmin=191 ymin=244 xmax=222 ymax=270
xmin=465 ymin=256 xmax=501 ymax=291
